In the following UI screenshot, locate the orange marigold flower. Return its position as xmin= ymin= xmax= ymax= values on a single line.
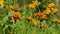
xmin=48 ymin=3 xmax=55 ymax=8
xmin=27 ymin=4 xmax=35 ymax=10
xmin=32 ymin=1 xmax=39 ymax=6
xmin=40 ymin=23 xmax=45 ymax=28
xmin=43 ymin=10 xmax=51 ymax=15
xmin=35 ymin=13 xmax=42 ymax=19
xmin=14 ymin=7 xmax=20 ymax=12
xmin=51 ymin=8 xmax=58 ymax=13
xmin=42 ymin=15 xmax=48 ymax=19
xmin=11 ymin=13 xmax=21 ymax=21
xmin=55 ymin=18 xmax=60 ymax=24
xmin=26 ymin=17 xmax=32 ymax=21
xmin=9 ymin=5 xmax=14 ymax=10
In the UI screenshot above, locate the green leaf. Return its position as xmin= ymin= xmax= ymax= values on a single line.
xmin=8 ymin=10 xmax=14 ymax=16
xmin=2 ymin=16 xmax=9 ymax=24
xmin=3 ymin=25 xmax=9 ymax=30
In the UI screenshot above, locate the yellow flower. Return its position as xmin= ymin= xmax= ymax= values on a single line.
xmin=0 ymin=0 xmax=4 ymax=5
xmin=48 ymin=3 xmax=55 ymax=8
xmin=31 ymin=18 xmax=37 ymax=26
xmin=26 ymin=17 xmax=32 ymax=21
xmin=9 ymin=5 xmax=14 ymax=10
xmin=51 ymin=8 xmax=58 ymax=13
xmin=40 ymin=23 xmax=45 ymax=28
xmin=42 ymin=15 xmax=48 ymax=19
xmin=27 ymin=4 xmax=35 ymax=10
xmin=43 ymin=10 xmax=51 ymax=15
xmin=32 ymin=1 xmax=39 ymax=6
xmin=55 ymin=18 xmax=60 ymax=24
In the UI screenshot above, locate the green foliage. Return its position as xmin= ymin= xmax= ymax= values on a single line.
xmin=0 ymin=0 xmax=60 ymax=34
